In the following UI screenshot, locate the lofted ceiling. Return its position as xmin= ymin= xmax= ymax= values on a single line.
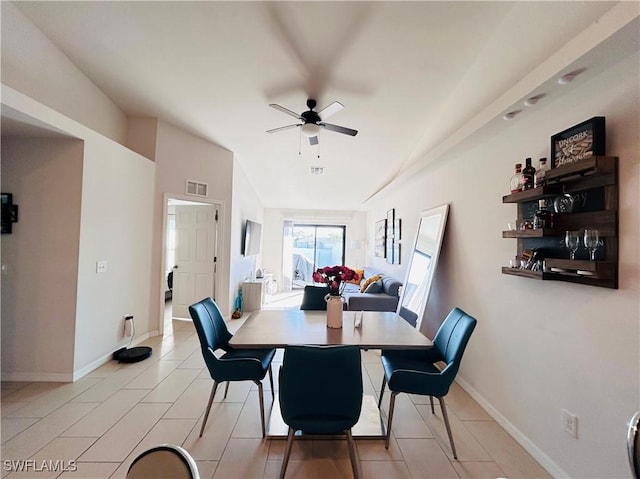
xmin=8 ymin=1 xmax=623 ymax=210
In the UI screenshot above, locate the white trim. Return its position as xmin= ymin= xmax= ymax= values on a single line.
xmin=0 ymin=335 xmax=155 ymax=382
xmin=455 ymin=376 xmax=568 ymax=479
xmin=160 ymin=193 xmax=224 ymax=335
xmin=71 ymin=333 xmax=154 ymax=381
xmin=1 ymin=372 xmax=73 ymax=382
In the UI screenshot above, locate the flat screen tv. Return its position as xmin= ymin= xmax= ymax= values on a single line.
xmin=242 ymin=219 xmax=262 ymax=256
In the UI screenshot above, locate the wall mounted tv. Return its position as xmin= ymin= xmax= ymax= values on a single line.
xmin=242 ymin=219 xmax=262 ymax=256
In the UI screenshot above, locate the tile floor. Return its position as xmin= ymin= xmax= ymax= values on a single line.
xmin=1 ymin=294 xmax=552 ymax=479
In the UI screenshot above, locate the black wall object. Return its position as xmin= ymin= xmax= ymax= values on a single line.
xmin=1 ymin=193 xmax=18 ymax=234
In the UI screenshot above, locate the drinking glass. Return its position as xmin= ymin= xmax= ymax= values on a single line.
xmin=584 ymin=229 xmax=600 ymax=261
xmin=565 ymin=231 xmax=580 ymax=260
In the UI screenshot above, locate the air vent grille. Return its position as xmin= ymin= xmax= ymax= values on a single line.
xmin=186 ymin=180 xmax=208 ymax=197
xmin=309 ymin=167 xmax=324 ymax=175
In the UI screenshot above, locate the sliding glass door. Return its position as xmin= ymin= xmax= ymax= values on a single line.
xmin=292 ymin=225 xmax=345 ymax=286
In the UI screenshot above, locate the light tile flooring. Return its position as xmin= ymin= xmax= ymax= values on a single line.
xmin=1 ymin=294 xmax=552 ymax=479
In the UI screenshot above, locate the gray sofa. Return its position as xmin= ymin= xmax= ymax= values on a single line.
xmin=342 ymin=267 xmax=402 ymax=312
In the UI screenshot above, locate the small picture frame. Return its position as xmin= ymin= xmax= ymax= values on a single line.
xmin=394 ymin=218 xmax=401 ymax=242
xmin=393 ymin=241 xmax=401 ymax=265
xmin=374 ymin=219 xmax=386 ymax=258
xmin=551 ymin=116 xmax=605 ymax=168
xmin=386 ymin=209 xmax=395 ymax=263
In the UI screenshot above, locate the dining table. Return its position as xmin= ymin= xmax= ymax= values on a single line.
xmin=229 ymin=309 xmax=433 ymax=438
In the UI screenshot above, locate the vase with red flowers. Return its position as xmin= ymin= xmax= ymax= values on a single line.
xmin=312 ymin=265 xmax=358 ymax=328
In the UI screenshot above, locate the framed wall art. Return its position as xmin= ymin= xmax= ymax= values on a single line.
xmin=374 ymin=219 xmax=386 ymax=258
xmin=394 ymin=218 xmax=401 ymax=242
xmin=551 ymin=116 xmax=605 ymax=168
xmin=386 ymin=209 xmax=395 ymax=263
xmin=391 ymin=218 xmax=402 ymax=264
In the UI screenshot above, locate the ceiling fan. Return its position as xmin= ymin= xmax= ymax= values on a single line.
xmin=267 ymin=99 xmax=358 ymax=145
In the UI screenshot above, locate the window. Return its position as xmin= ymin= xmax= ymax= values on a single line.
xmin=292 ymin=225 xmax=346 ymax=285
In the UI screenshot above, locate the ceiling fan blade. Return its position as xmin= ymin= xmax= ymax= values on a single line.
xmin=267 ymin=124 xmax=300 ymax=134
xmin=309 ymin=136 xmax=319 ymax=146
xmin=317 ymin=101 xmax=344 ymax=120
xmin=269 ymin=103 xmax=303 ymax=120
xmin=319 ymin=122 xmax=358 ymax=136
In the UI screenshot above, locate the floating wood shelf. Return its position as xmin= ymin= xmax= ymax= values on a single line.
xmin=502 ymin=156 xmax=618 ymax=289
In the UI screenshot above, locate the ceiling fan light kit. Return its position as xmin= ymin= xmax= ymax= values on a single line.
xmin=301 ymin=123 xmax=320 ymax=137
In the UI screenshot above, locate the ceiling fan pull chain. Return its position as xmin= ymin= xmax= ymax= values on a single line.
xmin=317 ymin=140 xmax=320 ymax=159
xmin=298 ymin=128 xmax=302 ymax=155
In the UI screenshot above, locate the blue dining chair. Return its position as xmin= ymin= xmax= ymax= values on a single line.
xmin=299 ymin=285 xmax=329 ymax=310
xmin=378 ymin=307 xmax=477 ymax=457
xmin=278 ymin=345 xmax=363 ymax=479
xmin=188 ymin=297 xmax=276 ymax=437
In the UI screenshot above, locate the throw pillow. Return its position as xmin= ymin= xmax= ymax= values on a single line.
xmin=364 ymin=278 xmax=383 ymax=294
xmin=360 ymin=274 xmax=382 ymax=293
xmin=347 ymin=268 xmax=364 ymax=285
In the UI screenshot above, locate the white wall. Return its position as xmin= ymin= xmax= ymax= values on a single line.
xmin=1 ymin=87 xmax=156 ymax=381
xmin=0 ymin=2 xmax=127 ymax=144
xmin=1 ymin=137 xmax=83 ymax=380
xmin=74 ymin=138 xmax=155 ymax=375
xmin=152 ymin=120 xmax=234 ymax=319
xmin=262 ymin=208 xmax=367 ymax=290
xmin=229 ymin=160 xmax=265 ymax=313
xmin=127 ymin=116 xmax=158 ymax=161
xmin=366 ymin=53 xmax=639 ymax=478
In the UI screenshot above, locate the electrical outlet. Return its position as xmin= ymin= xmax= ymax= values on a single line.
xmin=562 ymin=408 xmax=578 ymax=438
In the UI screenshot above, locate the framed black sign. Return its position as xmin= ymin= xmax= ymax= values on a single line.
xmin=550 ymin=116 xmax=605 ymax=168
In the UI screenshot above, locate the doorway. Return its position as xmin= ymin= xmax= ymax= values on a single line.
xmin=163 ymin=196 xmax=220 ymax=327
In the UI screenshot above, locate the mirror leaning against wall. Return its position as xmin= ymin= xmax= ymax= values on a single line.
xmin=397 ymin=204 xmax=449 ymax=332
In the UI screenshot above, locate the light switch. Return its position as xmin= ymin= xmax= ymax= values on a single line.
xmin=96 ymin=260 xmax=108 ymax=273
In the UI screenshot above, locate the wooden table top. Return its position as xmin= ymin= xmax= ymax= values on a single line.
xmin=229 ymin=310 xmax=433 ymax=350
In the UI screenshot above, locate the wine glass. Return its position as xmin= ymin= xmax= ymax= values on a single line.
xmin=565 ymin=231 xmax=580 ymax=260
xmin=584 ymin=229 xmax=600 ymax=261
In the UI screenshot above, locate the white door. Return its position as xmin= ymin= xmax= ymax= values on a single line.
xmin=172 ymin=204 xmax=218 ymax=319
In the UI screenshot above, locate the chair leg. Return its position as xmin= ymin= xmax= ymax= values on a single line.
xmin=268 ymin=364 xmax=275 ymax=400
xmin=385 ymin=392 xmax=398 ymax=449
xmin=378 ymin=376 xmax=387 ymax=409
xmin=223 ymin=381 xmax=230 ymax=399
xmin=438 ymin=397 xmax=457 ymax=459
xmin=430 ymin=396 xmax=435 ymax=414
xmin=255 ymin=380 xmax=266 ymax=437
xmin=345 ymin=428 xmax=361 ymax=479
xmin=279 ymin=427 xmax=295 ymax=479
xmin=199 ymin=381 xmax=219 ymax=437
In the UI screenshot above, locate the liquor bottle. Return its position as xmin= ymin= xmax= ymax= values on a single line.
xmin=533 ymin=199 xmax=552 ymax=229
xmin=522 ymin=157 xmax=536 ymax=190
xmin=510 ymin=163 xmax=524 ymax=193
xmin=534 ymin=158 xmax=548 ymax=188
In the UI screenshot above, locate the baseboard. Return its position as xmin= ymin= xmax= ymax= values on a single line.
xmin=1 ymin=371 xmax=73 ymax=382
xmin=2 ymin=332 xmax=158 ymax=383
xmin=455 ymin=376 xmax=568 ymax=478
xmin=72 ymin=332 xmax=154 ymax=381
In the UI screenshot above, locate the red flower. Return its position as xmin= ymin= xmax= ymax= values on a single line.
xmin=313 ymin=265 xmax=358 ymax=296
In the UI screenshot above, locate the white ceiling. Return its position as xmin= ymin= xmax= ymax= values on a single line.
xmin=9 ymin=1 xmax=623 ymax=210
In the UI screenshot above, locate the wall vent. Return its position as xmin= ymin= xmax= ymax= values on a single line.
xmin=309 ymin=167 xmax=324 ymax=175
xmin=185 ymin=180 xmax=208 ymax=197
